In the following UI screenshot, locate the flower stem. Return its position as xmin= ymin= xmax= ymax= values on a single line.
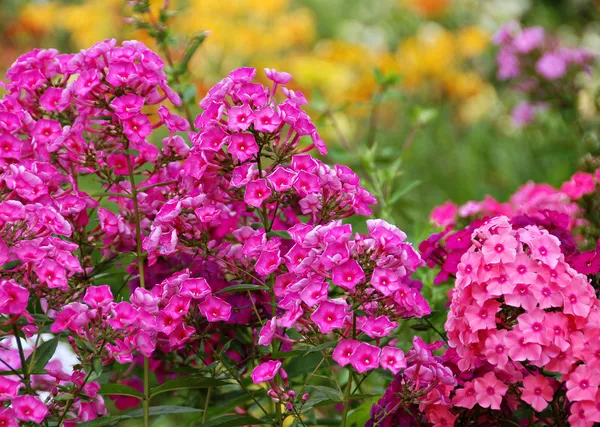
xmin=202 ymin=387 xmax=212 ymax=422
xmin=340 ymin=372 xmax=353 ymax=427
xmin=12 ymin=325 xmax=32 ymax=393
xmin=125 ymin=153 xmax=150 ymax=427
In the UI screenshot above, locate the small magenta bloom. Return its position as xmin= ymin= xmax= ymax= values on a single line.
xmin=521 ymin=374 xmax=554 ymax=412
xmin=229 ymin=133 xmax=259 ymax=162
xmin=251 ymin=360 xmax=282 ymax=384
xmin=180 ymin=278 xmax=211 ymax=300
xmin=473 ymin=371 xmax=508 ymax=410
xmin=264 ymin=68 xmax=292 ymax=84
xmin=332 ymin=340 xmax=359 ymax=367
xmin=350 ymin=343 xmax=381 ymax=374
xmin=0 ymin=280 xmax=29 ymax=314
xmin=198 ymin=296 xmax=231 ymax=322
xmin=110 ymin=94 xmax=145 ymax=119
xmin=83 ymin=285 xmax=114 ymax=308
xmin=310 ymin=300 xmax=348 ymax=333
xmin=255 ymin=249 xmax=281 ymax=276
xmin=0 ymin=377 xmax=21 ymax=401
xmin=464 ymin=300 xmax=501 ymax=332
xmin=379 ymin=346 xmax=406 ymax=374
xmin=228 ymin=104 xmax=254 ymax=131
xmin=358 ymin=315 xmax=398 ymax=338
xmin=331 ymin=259 xmax=365 ymax=290
xmin=0 ymin=408 xmax=17 ymax=427
xmin=123 ymin=114 xmax=152 ymax=144
xmin=244 ymin=179 xmax=272 ymax=208
xmin=258 ymin=318 xmax=276 ymax=346
xmin=12 ymin=395 xmax=49 ymax=424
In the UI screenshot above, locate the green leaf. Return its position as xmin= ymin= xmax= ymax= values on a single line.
xmin=149 ymin=376 xmax=227 ymax=398
xmin=216 ymin=284 xmax=269 ymax=294
xmin=373 ymin=68 xmax=385 ymax=86
xmin=308 ymin=385 xmax=343 ymax=402
xmin=196 ymin=415 xmax=266 ymax=427
xmin=127 ymin=405 xmax=204 ymax=418
xmin=266 ymin=230 xmax=291 ymax=240
xmin=26 ymin=337 xmax=58 ymax=373
xmin=410 ymin=323 xmax=430 ymax=331
xmin=389 ymin=180 xmax=422 ymax=205
xmin=78 ymin=406 xmax=205 ymax=426
xmin=98 ymin=384 xmax=143 ymax=398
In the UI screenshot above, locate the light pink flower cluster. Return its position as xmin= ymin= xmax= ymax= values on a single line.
xmin=446 ymin=216 xmax=600 ymax=425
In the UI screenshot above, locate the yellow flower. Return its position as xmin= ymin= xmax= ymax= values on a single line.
xmin=456 ymin=26 xmax=489 ymax=58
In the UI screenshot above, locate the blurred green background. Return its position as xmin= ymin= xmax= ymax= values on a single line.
xmin=2 ymin=0 xmax=599 ymax=235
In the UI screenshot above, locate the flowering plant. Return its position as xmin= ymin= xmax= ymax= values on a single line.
xmin=0 ymin=34 xmax=436 ymax=426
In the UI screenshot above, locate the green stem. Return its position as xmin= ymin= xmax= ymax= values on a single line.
xmin=340 ymin=373 xmax=353 ymax=427
xmin=125 ymin=153 xmax=150 ymax=427
xmin=202 ymin=387 xmax=212 ymax=423
xmin=13 ymin=325 xmax=32 ymax=393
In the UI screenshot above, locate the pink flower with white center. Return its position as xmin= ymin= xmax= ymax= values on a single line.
xmin=473 ymin=371 xmax=508 ymax=410
xmin=0 ymin=377 xmax=21 ymax=401
xmin=518 ymin=309 xmax=549 ymax=345
xmin=123 ymin=114 xmax=152 ymax=144
xmin=106 ymin=61 xmax=136 ymax=86
xmin=228 ymin=104 xmax=254 ymax=131
xmin=332 ymin=339 xmax=359 ymax=367
xmin=164 ymin=295 xmax=191 ymax=318
xmin=253 ymin=106 xmax=282 ymax=133
xmin=258 ymin=318 xmax=276 ymax=346
xmin=39 ymin=87 xmax=66 ymax=112
xmin=83 ymin=285 xmax=114 ymax=308
xmin=156 ymin=311 xmax=181 ymax=335
xmin=0 ymin=408 xmax=17 ymax=427
xmin=566 ymin=365 xmax=600 ymax=402
xmin=110 ymin=94 xmax=145 ymax=120
xmin=379 ymin=346 xmax=406 ymax=374
xmin=504 ymin=282 xmax=538 ymax=311
xmin=453 ymin=381 xmax=477 ymax=409
xmin=197 ymin=126 xmax=228 ymax=151
xmin=292 ymin=171 xmax=320 ymax=196
xmin=483 ymin=329 xmax=509 ymax=369
xmin=464 ymin=300 xmax=501 ymax=332
xmin=107 ymin=302 xmax=138 ymax=329
xmin=529 ymin=234 xmax=561 ymax=268
xmin=198 ymin=296 xmax=231 ymax=322
xmin=545 ymin=312 xmax=570 ymax=351
xmin=481 ymin=233 xmax=518 ymax=264
xmin=310 ymin=299 xmax=348 ymax=333
xmin=267 ymin=167 xmax=297 ymax=192
xmin=506 ymin=331 xmax=542 ymax=362
xmin=244 ymin=179 xmax=272 ymax=208
xmin=228 ymin=133 xmax=259 ymax=162
xmin=358 ymin=315 xmax=398 ymax=338
xmin=299 ymin=279 xmax=328 ymax=307
xmin=168 ymin=324 xmax=196 ymax=349
xmin=563 ymin=282 xmax=594 ymax=318
xmin=0 ymin=280 xmax=28 ymax=315
xmin=535 ymin=281 xmax=563 ymax=309
xmin=331 ymin=259 xmax=365 ymax=290
xmin=251 ymin=360 xmax=281 ymax=384
xmin=180 ymin=278 xmax=211 ymax=300
xmin=456 ymin=252 xmax=481 ymax=287
xmin=12 ymin=395 xmax=48 ymax=424
xmin=521 ymin=374 xmax=554 ymax=412
xmin=106 ymin=153 xmax=129 ymax=176
xmin=255 ymin=249 xmax=282 ymax=276
xmin=350 ymin=343 xmax=381 ymax=374
xmin=0 ymin=133 xmax=22 ymax=159
xmin=370 ymin=268 xmax=401 ymax=296
xmin=506 ymin=253 xmax=538 ymax=284
xmin=32 ymin=118 xmax=61 ymax=145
